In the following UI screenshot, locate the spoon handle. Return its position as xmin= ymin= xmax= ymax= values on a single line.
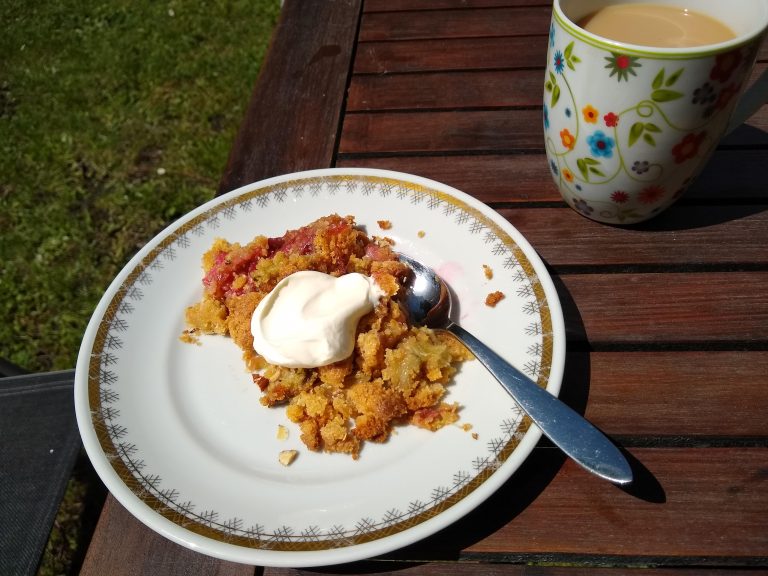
xmin=447 ymin=323 xmax=632 ymax=485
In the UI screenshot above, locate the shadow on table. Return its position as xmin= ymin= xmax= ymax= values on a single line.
xmin=554 ymin=275 xmax=665 ymax=505
xmin=552 ymin=275 xmax=665 ymax=507
xmin=301 ymin=272 xmax=667 ymax=573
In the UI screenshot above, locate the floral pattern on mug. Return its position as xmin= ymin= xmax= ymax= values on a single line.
xmin=543 ymin=13 xmax=757 ymax=225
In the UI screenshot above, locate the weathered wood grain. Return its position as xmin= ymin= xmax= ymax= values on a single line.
xmin=405 ymin=448 xmax=768 ymax=562
xmin=555 ymin=272 xmax=768 ymax=344
xmin=217 ymin=0 xmax=362 ymax=193
xmin=80 ymin=497 xmax=256 ymax=576
xmin=359 ymin=6 xmax=552 ymax=41
xmin=354 ymin=37 xmax=548 ymax=74
xmin=337 ymin=150 xmax=768 ymax=203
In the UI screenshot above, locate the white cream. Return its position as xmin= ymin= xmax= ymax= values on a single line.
xmin=251 ymin=271 xmax=385 ymax=368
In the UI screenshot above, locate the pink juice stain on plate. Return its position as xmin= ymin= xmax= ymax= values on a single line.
xmin=435 ymin=261 xmax=473 ymax=322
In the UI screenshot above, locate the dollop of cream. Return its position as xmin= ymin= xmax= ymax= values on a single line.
xmin=251 ymin=271 xmax=385 ymax=368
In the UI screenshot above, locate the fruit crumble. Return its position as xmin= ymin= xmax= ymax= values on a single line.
xmin=183 ymin=214 xmax=471 ymax=458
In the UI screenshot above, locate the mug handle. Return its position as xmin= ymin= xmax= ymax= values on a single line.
xmin=726 ymin=68 xmax=768 ymax=133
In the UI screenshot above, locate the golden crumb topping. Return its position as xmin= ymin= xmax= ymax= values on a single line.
xmin=184 ymin=214 xmax=471 ymax=458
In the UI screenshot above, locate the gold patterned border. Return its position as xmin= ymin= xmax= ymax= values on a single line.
xmin=87 ymin=173 xmax=555 ymax=551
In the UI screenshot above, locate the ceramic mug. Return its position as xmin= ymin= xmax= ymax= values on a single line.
xmin=544 ymin=0 xmax=768 ymax=224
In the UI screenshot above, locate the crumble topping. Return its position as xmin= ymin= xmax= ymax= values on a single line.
xmin=184 ymin=214 xmax=472 ymax=459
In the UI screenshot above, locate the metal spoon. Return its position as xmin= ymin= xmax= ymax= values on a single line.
xmin=398 ymin=253 xmax=633 ymax=485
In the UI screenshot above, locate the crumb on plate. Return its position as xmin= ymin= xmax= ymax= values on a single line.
xmin=278 ymin=450 xmax=298 ymax=466
xmin=485 ymin=290 xmax=505 ymax=307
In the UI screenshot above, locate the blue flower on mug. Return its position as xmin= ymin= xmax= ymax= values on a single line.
xmin=549 ymin=22 xmax=556 ymax=47
xmin=587 ymin=130 xmax=615 ymax=158
xmin=553 ymin=50 xmax=565 ymax=74
xmin=543 ymin=104 xmax=550 ymax=129
xmin=549 ymin=159 xmax=559 ymax=176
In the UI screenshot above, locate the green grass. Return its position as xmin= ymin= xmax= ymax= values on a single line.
xmin=1 ymin=1 xmax=280 ymax=573
xmin=1 ymin=0 xmax=281 ymax=373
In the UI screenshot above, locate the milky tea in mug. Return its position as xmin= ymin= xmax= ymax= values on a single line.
xmin=579 ymin=4 xmax=736 ymax=48
xmin=544 ymin=0 xmax=768 ymax=224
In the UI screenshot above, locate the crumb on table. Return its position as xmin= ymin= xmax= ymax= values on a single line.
xmin=485 ymin=290 xmax=505 ymax=307
xmin=482 ymin=264 xmax=493 ymax=280
xmin=377 ymin=220 xmax=392 ymax=230
xmin=417 ymin=230 xmax=426 ymax=238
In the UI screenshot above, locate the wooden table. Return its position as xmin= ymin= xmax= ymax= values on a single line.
xmin=80 ymin=1 xmax=768 ymax=574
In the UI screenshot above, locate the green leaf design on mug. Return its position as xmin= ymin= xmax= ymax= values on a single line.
xmin=564 ymin=41 xmax=581 ymax=71
xmin=545 ymin=71 xmax=561 ymax=107
xmin=628 ymin=122 xmax=662 ymax=147
xmin=665 ymin=68 xmax=684 ymax=86
xmin=651 ymin=89 xmax=684 ymax=102
xmin=576 ymin=157 xmax=604 ymax=181
xmin=551 ymin=84 xmax=561 ymax=107
xmin=652 ymin=68 xmax=684 ymax=91
xmin=629 ymin=122 xmax=644 ymax=147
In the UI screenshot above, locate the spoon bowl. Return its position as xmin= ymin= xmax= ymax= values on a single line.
xmin=398 ymin=252 xmax=633 ymax=485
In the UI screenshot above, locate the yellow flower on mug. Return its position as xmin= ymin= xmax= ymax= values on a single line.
xmin=582 ymin=105 xmax=599 ymax=124
xmin=560 ymin=128 xmax=576 ymax=150
xmin=562 ymin=168 xmax=575 ymax=182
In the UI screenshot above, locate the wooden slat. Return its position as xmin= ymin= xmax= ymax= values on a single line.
xmin=337 ymin=149 xmax=768 ymax=203
xmin=79 ymin=496 xmax=255 ymax=576
xmin=565 ymin=351 xmax=768 ymax=437
xmin=393 ymin=448 xmax=768 ymax=562
xmin=339 ymin=110 xmax=542 ymax=154
xmin=359 ymin=6 xmax=552 ymax=41
xmin=353 ymin=37 xmax=547 ymax=74
xmin=339 ymin=106 xmax=768 ymax=155
xmin=355 ymin=39 xmax=767 ymax=76
xmin=217 ymin=0 xmax=362 ymax=193
xmin=555 ymin=272 xmax=768 ymax=345
xmin=337 ymin=153 xmax=564 ymax=201
xmin=348 ymin=70 xmax=543 ymax=110
xmin=348 ymin=66 xmax=767 ymax=111
xmin=497 ymin=207 xmax=768 ymax=267
xmin=364 ymin=0 xmax=552 ymax=12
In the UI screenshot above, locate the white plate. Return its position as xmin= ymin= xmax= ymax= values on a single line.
xmin=74 ymin=168 xmax=565 ymax=567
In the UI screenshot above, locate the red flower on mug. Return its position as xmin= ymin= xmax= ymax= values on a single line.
xmin=604 ymin=52 xmax=641 ymax=82
xmin=715 ymin=83 xmax=739 ymax=111
xmin=671 ymin=132 xmax=707 ymax=164
xmin=610 ymin=190 xmax=629 ymax=204
xmin=638 ymin=185 xmax=665 ymax=204
xmin=710 ymin=50 xmax=742 ymax=83
xmin=604 ymin=112 xmax=619 ymax=127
